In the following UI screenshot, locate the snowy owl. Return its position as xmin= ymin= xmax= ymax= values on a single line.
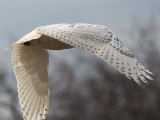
xmin=11 ymin=23 xmax=153 ymax=120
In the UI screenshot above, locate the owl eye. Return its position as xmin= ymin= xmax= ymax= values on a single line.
xmin=24 ymin=42 xmax=31 ymax=46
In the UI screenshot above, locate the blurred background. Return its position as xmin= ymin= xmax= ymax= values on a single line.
xmin=0 ymin=0 xmax=160 ymax=120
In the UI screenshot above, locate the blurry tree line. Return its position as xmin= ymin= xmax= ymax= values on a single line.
xmin=0 ymin=15 xmax=160 ymax=120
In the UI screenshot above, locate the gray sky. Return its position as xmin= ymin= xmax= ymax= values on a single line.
xmin=0 ymin=0 xmax=159 ymax=60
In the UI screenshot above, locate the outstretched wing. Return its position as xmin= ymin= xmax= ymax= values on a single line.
xmin=37 ymin=23 xmax=153 ymax=85
xmin=12 ymin=44 xmax=49 ymax=120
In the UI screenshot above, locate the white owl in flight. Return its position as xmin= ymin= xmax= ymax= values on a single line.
xmin=11 ymin=23 xmax=153 ymax=120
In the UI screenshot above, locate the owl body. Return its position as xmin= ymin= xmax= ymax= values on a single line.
xmin=12 ymin=23 xmax=153 ymax=120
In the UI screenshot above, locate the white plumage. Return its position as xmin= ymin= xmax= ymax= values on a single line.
xmin=11 ymin=23 xmax=153 ymax=120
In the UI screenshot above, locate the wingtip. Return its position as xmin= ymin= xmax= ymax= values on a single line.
xmin=146 ymin=69 xmax=154 ymax=75
xmin=144 ymin=67 xmax=154 ymax=75
xmin=146 ymin=75 xmax=154 ymax=81
xmin=145 ymin=69 xmax=154 ymax=80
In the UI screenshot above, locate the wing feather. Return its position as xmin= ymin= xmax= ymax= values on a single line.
xmin=12 ymin=44 xmax=49 ymax=120
xmin=37 ymin=23 xmax=153 ymax=85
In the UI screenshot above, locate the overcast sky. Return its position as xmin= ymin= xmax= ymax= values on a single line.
xmin=0 ymin=0 xmax=159 ymax=61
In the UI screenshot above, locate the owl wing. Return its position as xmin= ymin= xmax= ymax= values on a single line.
xmin=37 ymin=23 xmax=153 ymax=85
xmin=12 ymin=43 xmax=49 ymax=120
